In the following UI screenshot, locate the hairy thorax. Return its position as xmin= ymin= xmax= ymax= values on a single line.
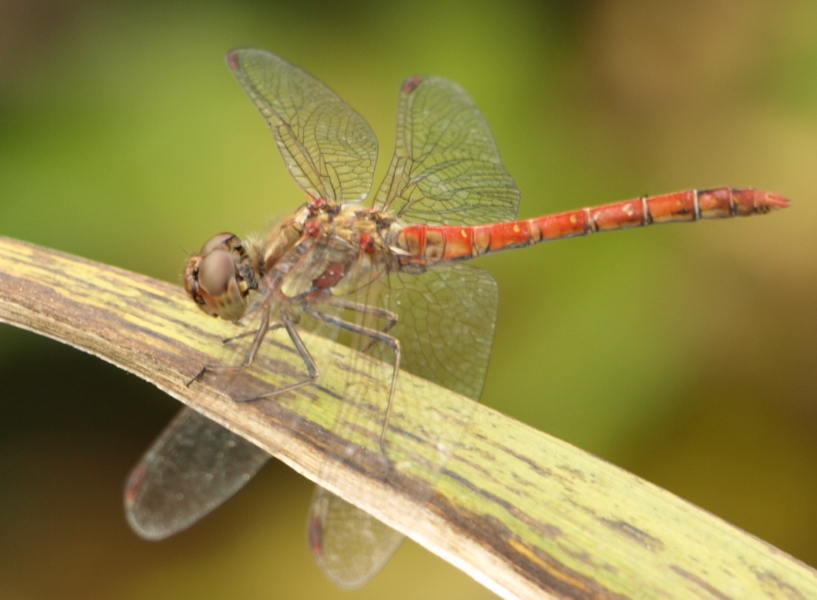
xmin=255 ymin=201 xmax=407 ymax=303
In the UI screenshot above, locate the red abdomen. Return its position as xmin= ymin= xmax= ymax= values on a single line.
xmin=393 ymin=187 xmax=788 ymax=268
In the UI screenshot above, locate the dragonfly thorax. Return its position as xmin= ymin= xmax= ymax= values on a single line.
xmin=268 ymin=203 xmax=398 ymax=300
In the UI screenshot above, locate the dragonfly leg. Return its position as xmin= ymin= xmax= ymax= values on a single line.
xmin=233 ymin=309 xmax=319 ymax=399
xmin=185 ymin=308 xmax=273 ymax=386
xmin=221 ymin=327 xmax=277 ymax=345
xmin=187 ymin=310 xmax=319 ymax=400
xmin=303 ymin=304 xmax=401 ymax=457
xmin=221 ymin=305 xmax=302 ymax=345
xmin=323 ymin=297 xmax=399 ymax=353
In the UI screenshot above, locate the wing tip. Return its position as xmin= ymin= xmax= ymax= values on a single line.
xmin=401 ymin=75 xmax=424 ymax=94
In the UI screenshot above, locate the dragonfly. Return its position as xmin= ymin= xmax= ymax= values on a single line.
xmin=124 ymin=48 xmax=789 ymax=588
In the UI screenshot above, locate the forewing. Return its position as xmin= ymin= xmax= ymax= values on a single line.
xmin=125 ymin=407 xmax=269 ymax=539
xmin=373 ymin=76 xmax=520 ymax=225
xmin=228 ymin=49 xmax=378 ymax=203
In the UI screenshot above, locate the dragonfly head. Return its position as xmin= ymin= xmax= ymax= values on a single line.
xmin=184 ymin=233 xmax=254 ymax=322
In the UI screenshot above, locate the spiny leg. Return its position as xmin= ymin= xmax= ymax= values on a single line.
xmin=186 ymin=309 xmax=275 ymax=387
xmin=187 ymin=310 xmax=319 ymax=399
xmin=234 ymin=310 xmax=319 ymax=400
xmin=219 ymin=305 xmax=302 ymax=345
xmin=303 ymin=304 xmax=401 ymax=457
xmin=323 ymin=296 xmax=399 ymax=353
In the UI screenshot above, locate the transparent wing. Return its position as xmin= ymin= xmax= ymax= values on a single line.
xmin=228 ymin=48 xmax=378 ymax=203
xmin=382 ymin=263 xmax=498 ymax=399
xmin=125 ymin=407 xmax=269 ymax=539
xmin=123 ymin=272 xmax=350 ymax=542
xmin=308 ymin=486 xmax=404 ymax=589
xmin=373 ymin=76 xmax=520 ymax=225
xmin=308 ymin=263 xmax=499 ymax=586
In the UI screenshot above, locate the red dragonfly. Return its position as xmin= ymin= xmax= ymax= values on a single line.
xmin=124 ymin=48 xmax=788 ymax=588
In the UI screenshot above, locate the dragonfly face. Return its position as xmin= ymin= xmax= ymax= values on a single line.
xmin=184 ymin=232 xmax=258 ymax=321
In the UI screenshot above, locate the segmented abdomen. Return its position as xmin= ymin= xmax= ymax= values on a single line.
xmin=393 ymin=187 xmax=788 ymax=267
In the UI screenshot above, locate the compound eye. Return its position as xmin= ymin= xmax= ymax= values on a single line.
xmin=198 ymin=250 xmax=236 ymax=297
xmin=194 ymin=249 xmax=248 ymax=321
xmin=199 ymin=232 xmax=239 ymax=256
xmin=179 ymin=247 xmax=247 ymax=321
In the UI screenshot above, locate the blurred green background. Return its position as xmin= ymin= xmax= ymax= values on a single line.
xmin=1 ymin=0 xmax=816 ymax=598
